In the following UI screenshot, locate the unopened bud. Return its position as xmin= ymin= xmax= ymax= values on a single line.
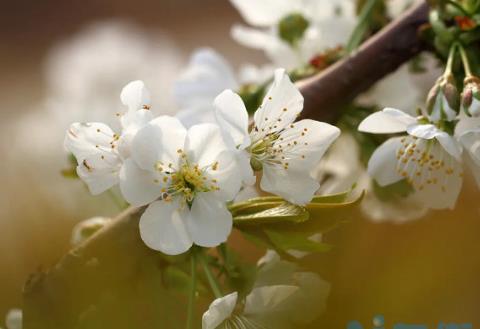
xmin=462 ymin=76 xmax=480 ymax=117
xmin=278 ymin=13 xmax=309 ymax=46
xmin=71 ymin=216 xmax=111 ymax=246
xmin=426 ymin=74 xmax=460 ymax=122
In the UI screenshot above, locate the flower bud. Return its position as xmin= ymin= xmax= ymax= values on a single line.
xmin=278 ymin=13 xmax=309 ymax=46
xmin=462 ymin=76 xmax=480 ymax=117
xmin=71 ymin=216 xmax=111 ymax=246
xmin=426 ymin=74 xmax=460 ymax=122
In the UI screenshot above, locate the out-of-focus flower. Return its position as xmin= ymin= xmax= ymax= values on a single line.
xmin=229 ymin=0 xmax=355 ymax=69
xmin=214 ymin=69 xmax=340 ymax=204
xmin=458 ymin=129 xmax=480 ymax=188
xmin=64 ymin=81 xmax=153 ymax=195
xmin=5 ymin=309 xmax=22 ymax=329
xmin=71 ymin=216 xmax=111 ymax=245
xmin=386 ymin=0 xmax=415 ymax=19
xmin=316 ymin=134 xmax=428 ymax=223
xmin=359 ymin=108 xmax=464 ymax=210
xmin=174 ymin=48 xmax=273 ymax=127
xmin=203 ymin=250 xmax=330 ymax=329
xmin=121 ymin=117 xmax=242 ymax=255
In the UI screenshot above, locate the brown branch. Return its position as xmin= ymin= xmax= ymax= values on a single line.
xmin=23 ymin=2 xmax=430 ymax=328
xmin=298 ymin=0 xmax=429 ymax=122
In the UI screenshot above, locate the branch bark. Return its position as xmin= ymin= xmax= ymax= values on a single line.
xmin=298 ymin=0 xmax=429 ymax=122
xmin=23 ymin=2 xmax=430 ymax=328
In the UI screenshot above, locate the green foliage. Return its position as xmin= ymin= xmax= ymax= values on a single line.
xmin=278 ymin=13 xmax=310 ymax=46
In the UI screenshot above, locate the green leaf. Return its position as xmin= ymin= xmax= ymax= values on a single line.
xmin=233 ymin=202 xmax=310 ymax=226
xmin=265 ymin=229 xmax=332 ymax=253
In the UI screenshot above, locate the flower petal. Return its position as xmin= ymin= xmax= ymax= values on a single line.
xmin=76 ymin=153 xmax=121 ymax=195
xmin=229 ymin=0 xmax=295 ymax=26
xmin=261 ymin=165 xmax=320 ymax=205
xmin=358 ymin=108 xmax=416 ymax=134
xmin=214 ymin=89 xmax=250 ymax=149
xmin=64 ymin=122 xmax=117 ymax=161
xmin=367 ymin=137 xmax=404 ymax=186
xmin=186 ymin=193 xmax=233 ymax=247
xmin=252 ymin=69 xmax=304 ymax=138
xmin=139 ymin=200 xmax=193 ymax=255
xmin=131 ymin=116 xmax=186 ymax=171
xmin=174 ymin=48 xmax=238 ymax=111
xmin=406 ymin=123 xmax=439 ymax=139
xmin=185 ymin=123 xmax=229 ymax=168
xmin=244 ymin=285 xmax=299 ymax=315
xmin=206 ymin=150 xmax=243 ymax=202
xmin=276 ymin=119 xmax=340 ymax=172
xmin=119 ymin=159 xmax=162 ymax=206
xmin=120 ymin=80 xmax=151 ymax=111
xmin=459 ymin=129 xmax=480 ymax=188
xmin=435 ymin=132 xmax=462 ymax=161
xmin=202 ymin=292 xmax=238 ymax=329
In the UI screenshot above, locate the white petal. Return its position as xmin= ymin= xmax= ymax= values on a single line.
xmin=406 ymin=123 xmax=439 ymax=139
xmin=64 ymin=122 xmax=116 ymax=161
xmin=174 ymin=48 xmax=238 ymax=110
xmin=276 ymin=119 xmax=340 ymax=172
xmin=185 ymin=123 xmax=229 ymax=168
xmin=460 ymin=129 xmax=480 ymax=188
xmin=206 ymin=150 xmax=243 ymax=202
xmin=367 ymin=137 xmax=404 ymax=186
xmin=186 ymin=193 xmax=233 ymax=247
xmin=214 ymin=89 xmax=251 ymax=149
xmin=120 ymin=80 xmax=151 ymax=111
xmin=358 ymin=108 xmax=417 ymax=134
xmin=176 ymin=103 xmax=216 ymax=128
xmin=231 ymin=24 xmax=279 ymax=50
xmin=139 ymin=200 xmax=193 ymax=255
xmin=244 ymin=285 xmax=299 ymax=315
xmin=435 ymin=132 xmax=462 ymax=161
xmin=131 ymin=116 xmax=186 ymax=171
xmin=229 ymin=0 xmax=295 ymax=26
xmin=237 ymin=150 xmax=256 ymax=186
xmin=252 ymin=69 xmax=304 ymax=138
xmin=261 ymin=165 xmax=320 ymax=205
xmin=202 ymin=292 xmax=238 ymax=329
xmin=76 ymin=153 xmax=122 ymax=195
xmin=120 ymin=108 xmax=153 ymax=132
xmin=5 ymin=309 xmax=22 ymax=329
xmin=395 ymin=136 xmax=463 ymax=210
xmin=119 ymin=159 xmax=162 ymax=206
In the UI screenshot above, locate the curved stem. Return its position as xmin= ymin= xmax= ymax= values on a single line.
xmin=198 ymin=250 xmax=223 ymax=299
xmin=186 ymin=251 xmax=197 ymax=329
xmin=444 ymin=43 xmax=458 ymax=77
xmin=457 ymin=43 xmax=473 ymax=77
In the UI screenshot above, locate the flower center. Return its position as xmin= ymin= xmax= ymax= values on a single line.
xmin=278 ymin=12 xmax=309 ymax=46
xmin=154 ymin=150 xmax=219 ymax=206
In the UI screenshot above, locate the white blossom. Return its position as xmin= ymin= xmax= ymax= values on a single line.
xmin=174 ymin=48 xmax=273 ymax=127
xmin=229 ymin=0 xmax=355 ymax=69
xmin=5 ymin=309 xmax=22 ymax=329
xmin=203 ymin=250 xmax=330 ymax=329
xmin=214 ymin=69 xmax=340 ymax=204
xmin=120 ymin=117 xmax=242 ymax=255
xmin=64 ymin=81 xmax=153 ymax=195
xmin=359 ymin=108 xmax=465 ymax=210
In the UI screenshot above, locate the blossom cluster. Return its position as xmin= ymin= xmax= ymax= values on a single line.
xmin=65 ymin=69 xmax=340 ymax=255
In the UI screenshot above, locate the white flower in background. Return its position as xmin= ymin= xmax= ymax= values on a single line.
xmin=359 ymin=108 xmax=464 ymax=210
xmin=214 ymin=69 xmax=340 ymax=204
xmin=120 ymin=117 xmax=242 ymax=255
xmin=5 ymin=309 xmax=22 ymax=329
xmin=386 ymin=0 xmax=415 ymax=19
xmin=174 ymin=48 xmax=273 ymax=127
xmin=229 ymin=0 xmax=355 ymax=69
xmin=64 ymin=81 xmax=152 ymax=195
xmin=316 ymin=134 xmax=428 ymax=222
xmin=71 ymin=216 xmax=112 ymax=245
xmin=203 ymin=250 xmax=330 ymax=329
xmin=458 ymin=128 xmax=480 ymax=188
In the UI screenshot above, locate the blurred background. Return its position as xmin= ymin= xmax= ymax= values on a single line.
xmin=1 ymin=0 xmax=480 ymax=328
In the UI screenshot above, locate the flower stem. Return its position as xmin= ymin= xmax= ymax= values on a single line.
xmin=198 ymin=249 xmax=223 ymax=299
xmin=345 ymin=0 xmax=380 ymax=54
xmin=444 ymin=43 xmax=458 ymax=77
xmin=186 ymin=251 xmax=197 ymax=329
xmin=457 ymin=43 xmax=473 ymax=77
